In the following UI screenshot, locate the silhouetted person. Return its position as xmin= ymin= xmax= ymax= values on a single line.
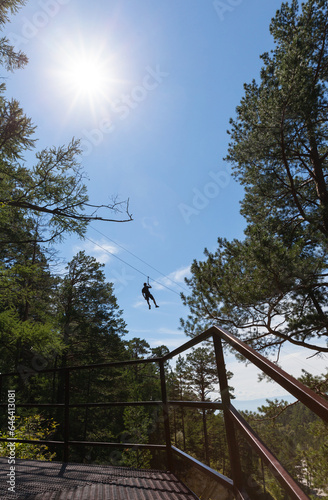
xmin=142 ymin=283 xmax=159 ymax=309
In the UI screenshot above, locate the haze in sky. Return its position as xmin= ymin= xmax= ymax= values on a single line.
xmin=5 ymin=0 xmax=328 ymax=408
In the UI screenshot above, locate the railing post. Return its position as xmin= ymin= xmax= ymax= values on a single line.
xmin=63 ymin=368 xmax=70 ymax=463
xmin=213 ymin=334 xmax=244 ymax=495
xmin=159 ymin=359 xmax=173 ymax=471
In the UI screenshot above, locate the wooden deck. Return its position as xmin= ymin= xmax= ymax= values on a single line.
xmin=0 ymin=458 xmax=199 ymax=499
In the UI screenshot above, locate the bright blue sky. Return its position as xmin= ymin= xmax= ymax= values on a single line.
xmin=4 ymin=0 xmax=328 ymax=407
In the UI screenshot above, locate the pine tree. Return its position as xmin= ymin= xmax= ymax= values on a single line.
xmin=56 ymin=251 xmax=127 ymax=367
xmin=53 ymin=252 xmax=128 ymax=461
xmin=0 ymin=1 xmax=28 ymax=73
xmin=182 ymin=0 xmax=328 ymax=357
xmin=184 ymin=347 xmax=219 ymax=466
xmin=167 ymin=355 xmax=194 ymax=450
xmin=0 ymin=220 xmax=62 ymax=374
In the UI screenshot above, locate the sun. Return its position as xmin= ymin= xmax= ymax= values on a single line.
xmin=65 ymin=56 xmax=108 ymax=98
xmin=52 ymin=40 xmax=124 ymax=113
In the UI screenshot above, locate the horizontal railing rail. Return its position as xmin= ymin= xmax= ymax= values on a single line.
xmin=0 ymin=437 xmax=166 ymax=451
xmin=168 ymin=400 xmax=223 ymax=410
xmin=172 ymin=445 xmax=234 ymax=490
xmin=0 ymin=401 xmax=163 ymax=409
xmin=1 ymin=325 xmax=327 ymax=500
xmin=0 ymin=356 xmax=163 ymax=378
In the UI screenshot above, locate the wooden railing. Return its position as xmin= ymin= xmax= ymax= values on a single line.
xmin=1 ymin=325 xmax=328 ymax=500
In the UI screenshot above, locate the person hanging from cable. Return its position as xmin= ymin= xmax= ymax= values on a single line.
xmin=142 ymin=278 xmax=159 ymax=310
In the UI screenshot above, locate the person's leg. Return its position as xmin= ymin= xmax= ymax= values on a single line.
xmin=150 ymin=294 xmax=159 ymax=308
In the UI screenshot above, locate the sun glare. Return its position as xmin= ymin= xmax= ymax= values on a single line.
xmin=53 ymin=41 xmax=125 ymax=115
xmin=66 ymin=57 xmax=108 ymax=97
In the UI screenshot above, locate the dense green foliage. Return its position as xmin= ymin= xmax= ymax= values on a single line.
xmin=0 ymin=415 xmax=58 ymax=461
xmin=181 ymin=0 xmax=328 ymax=358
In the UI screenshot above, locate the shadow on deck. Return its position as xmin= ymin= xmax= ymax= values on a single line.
xmin=0 ymin=458 xmax=199 ymax=499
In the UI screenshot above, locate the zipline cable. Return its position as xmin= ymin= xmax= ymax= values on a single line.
xmin=90 ymin=225 xmax=190 ymax=293
xmin=85 ymin=236 xmax=182 ymax=296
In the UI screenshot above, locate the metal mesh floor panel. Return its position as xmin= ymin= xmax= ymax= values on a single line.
xmin=0 ymin=458 xmax=198 ymax=500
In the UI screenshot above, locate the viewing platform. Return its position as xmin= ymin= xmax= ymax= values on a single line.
xmin=0 ymin=458 xmax=199 ymax=500
xmin=1 ymin=326 xmax=328 ymax=499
